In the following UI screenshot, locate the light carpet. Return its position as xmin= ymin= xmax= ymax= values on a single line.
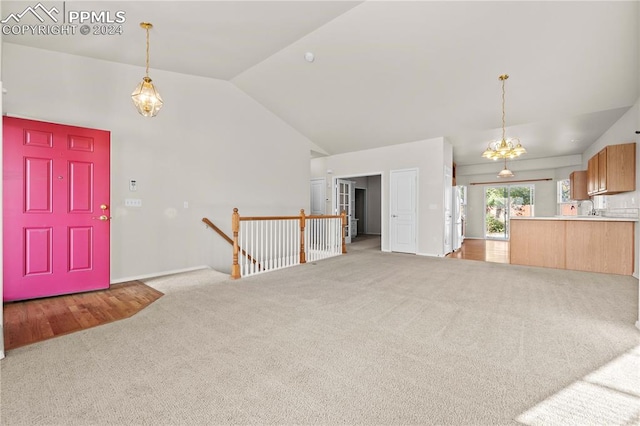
xmin=1 ymin=241 xmax=639 ymax=425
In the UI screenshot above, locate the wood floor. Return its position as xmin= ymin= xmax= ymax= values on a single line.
xmin=3 ymin=281 xmax=163 ymax=351
xmin=446 ymin=239 xmax=510 ymax=263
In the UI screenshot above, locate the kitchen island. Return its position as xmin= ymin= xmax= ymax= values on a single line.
xmin=510 ymin=216 xmax=636 ymax=275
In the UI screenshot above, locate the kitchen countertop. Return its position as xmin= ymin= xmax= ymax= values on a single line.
xmin=510 ymin=216 xmax=638 ymax=222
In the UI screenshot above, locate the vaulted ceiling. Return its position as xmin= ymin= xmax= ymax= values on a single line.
xmin=3 ymin=1 xmax=639 ymax=165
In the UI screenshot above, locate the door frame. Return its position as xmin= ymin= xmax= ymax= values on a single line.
xmin=443 ymin=165 xmax=453 ymax=254
xmin=331 ymin=172 xmax=383 ymax=247
xmin=483 ymin=184 xmax=535 ymax=240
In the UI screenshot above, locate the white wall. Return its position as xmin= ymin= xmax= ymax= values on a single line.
xmin=583 ymin=100 xmax=639 ymax=206
xmin=311 ymin=137 xmax=451 ymax=256
xmin=2 ymin=43 xmax=312 ymax=279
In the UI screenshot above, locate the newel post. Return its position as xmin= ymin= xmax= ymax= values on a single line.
xmin=341 ymin=210 xmax=347 ymax=254
xmin=231 ymin=208 xmax=241 ymax=279
xmin=300 ymin=209 xmax=306 ymax=264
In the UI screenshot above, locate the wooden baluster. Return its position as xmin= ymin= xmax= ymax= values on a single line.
xmin=231 ymin=208 xmax=241 ymax=279
xmin=300 ymin=209 xmax=306 ymax=264
xmin=341 ymin=210 xmax=347 ymax=254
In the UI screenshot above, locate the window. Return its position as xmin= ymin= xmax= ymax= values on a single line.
xmin=557 ymin=179 xmax=578 ymax=216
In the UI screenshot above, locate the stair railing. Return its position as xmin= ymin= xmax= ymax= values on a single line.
xmin=231 ymin=208 xmax=346 ymax=279
xmin=202 ymin=217 xmax=262 ymax=271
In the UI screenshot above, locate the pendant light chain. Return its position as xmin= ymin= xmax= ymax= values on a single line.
xmin=145 ymin=25 xmax=150 ymax=78
xmin=482 ymin=73 xmax=524 ymax=167
xmin=131 ymin=22 xmax=164 ymax=117
xmin=501 ymin=75 xmax=506 ymax=142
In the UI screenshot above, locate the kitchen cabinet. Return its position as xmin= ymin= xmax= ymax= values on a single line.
xmin=587 ymin=142 xmax=636 ymax=195
xmin=587 ymin=155 xmax=597 ymax=195
xmin=510 ymin=217 xmax=635 ymax=275
xmin=510 ymin=220 xmax=566 ymax=269
xmin=569 ymin=170 xmax=589 ymax=200
xmin=565 ymin=221 xmax=634 ymax=275
xmin=597 ymin=149 xmax=607 ymax=192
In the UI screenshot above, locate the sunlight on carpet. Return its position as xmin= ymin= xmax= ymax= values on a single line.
xmin=517 ymin=345 xmax=640 ymax=425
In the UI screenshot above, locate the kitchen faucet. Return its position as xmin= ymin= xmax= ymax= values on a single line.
xmin=580 ymin=199 xmax=596 ymax=216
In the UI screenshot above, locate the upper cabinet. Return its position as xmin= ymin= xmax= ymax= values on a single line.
xmin=569 ymin=170 xmax=589 ymax=200
xmin=586 ymin=142 xmax=636 ymax=196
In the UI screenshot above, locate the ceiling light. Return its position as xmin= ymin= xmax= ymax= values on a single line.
xmin=497 ymin=162 xmax=515 ymax=178
xmin=131 ymin=22 xmax=163 ymax=117
xmin=304 ymin=52 xmax=315 ymax=63
xmin=481 ymin=74 xmax=526 ymax=165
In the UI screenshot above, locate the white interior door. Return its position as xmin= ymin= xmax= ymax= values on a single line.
xmin=335 ymin=179 xmax=353 ymax=244
xmin=310 ymin=178 xmax=326 ymax=215
xmin=390 ymin=169 xmax=417 ymax=253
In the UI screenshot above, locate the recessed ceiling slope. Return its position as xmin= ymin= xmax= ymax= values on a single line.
xmin=2 ymin=1 xmax=363 ymax=80
xmin=2 ymin=1 xmax=638 ymax=165
xmin=232 ymin=1 xmax=639 ymax=163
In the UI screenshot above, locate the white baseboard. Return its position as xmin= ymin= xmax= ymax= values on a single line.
xmin=633 ymin=271 xmax=638 ymax=279
xmin=111 ymin=265 xmax=211 ymax=284
xmin=636 ymin=321 xmax=640 ymax=331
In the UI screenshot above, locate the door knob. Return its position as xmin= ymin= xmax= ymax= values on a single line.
xmin=391 ymin=214 xmax=398 ymax=218
xmin=100 ymin=204 xmax=109 ymax=210
xmin=92 ymin=215 xmax=111 ymax=221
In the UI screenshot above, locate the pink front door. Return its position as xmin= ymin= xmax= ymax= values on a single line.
xmin=3 ymin=117 xmax=111 ymax=301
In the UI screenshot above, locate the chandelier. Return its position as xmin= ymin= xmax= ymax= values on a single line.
xmin=481 ymin=74 xmax=526 ymax=177
xmin=131 ymin=22 xmax=164 ymax=117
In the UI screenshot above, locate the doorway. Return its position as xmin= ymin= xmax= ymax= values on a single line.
xmin=484 ymin=184 xmax=534 ymax=240
xmin=331 ymin=174 xmax=381 ymax=246
xmin=354 ymin=188 xmax=366 ymax=236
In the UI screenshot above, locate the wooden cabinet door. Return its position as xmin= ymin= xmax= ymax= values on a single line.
xmin=587 ymin=155 xmax=598 ymax=195
xmin=597 ymin=149 xmax=607 ymax=192
xmin=605 ymin=143 xmax=636 ymax=193
xmin=569 ymin=171 xmax=588 ymax=200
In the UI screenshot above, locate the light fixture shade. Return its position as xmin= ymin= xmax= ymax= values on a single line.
xmin=513 ymin=143 xmax=527 ymax=156
xmin=497 ymin=167 xmax=514 ymax=178
xmin=131 ymin=77 xmax=163 ymax=117
xmin=481 ymin=138 xmax=526 ymax=160
xmin=482 ymin=146 xmax=495 ymax=159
